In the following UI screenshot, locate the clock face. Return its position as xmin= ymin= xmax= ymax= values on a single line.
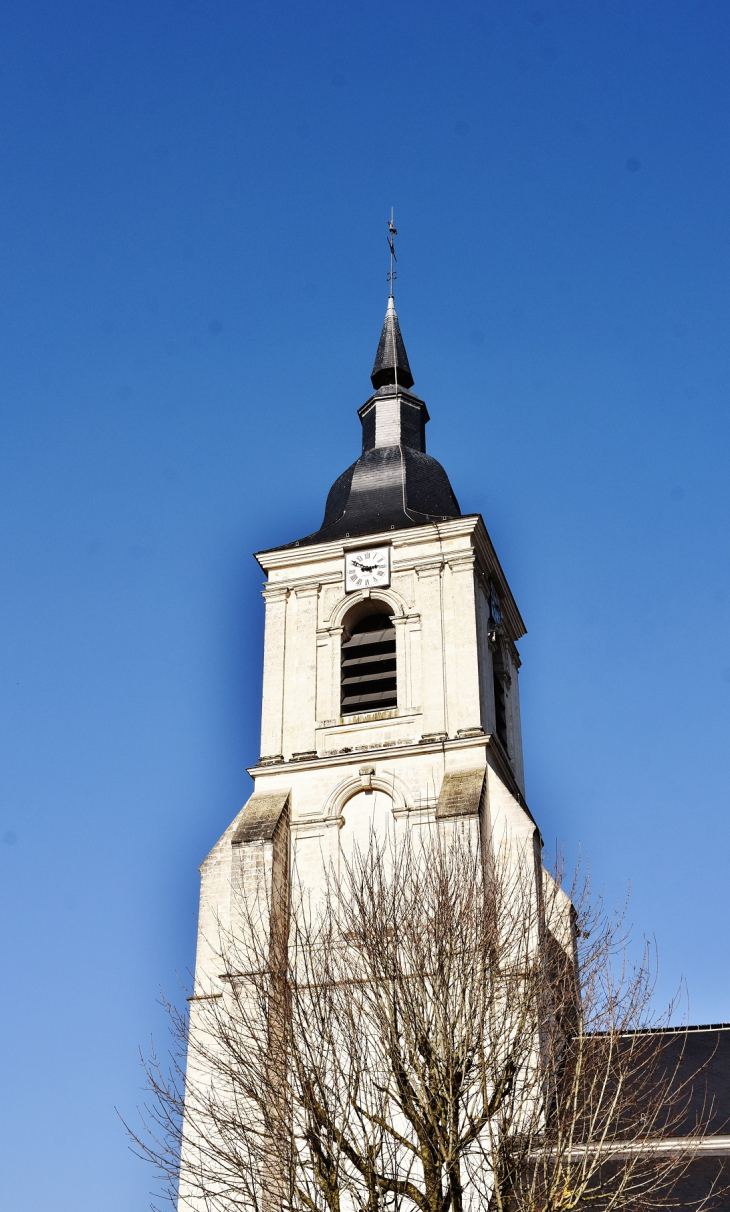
xmin=344 ymin=547 xmax=391 ymax=592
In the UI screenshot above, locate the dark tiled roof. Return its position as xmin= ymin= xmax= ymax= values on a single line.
xmin=291 ymin=445 xmax=460 ymax=548
xmin=579 ymin=1026 xmax=730 ymax=1138
xmin=669 ymin=1157 xmax=730 ymax=1208
xmin=276 ymin=297 xmax=461 ymax=550
xmin=650 ymin=1026 xmax=730 ymax=1137
xmin=371 ymin=296 xmax=414 ymax=390
xmin=551 ymin=1027 xmax=730 ymax=1207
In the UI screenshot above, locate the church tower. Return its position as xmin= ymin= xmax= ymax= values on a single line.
xmin=175 ymin=271 xmax=730 ymax=1212
xmin=185 ymin=286 xmax=540 ymax=1012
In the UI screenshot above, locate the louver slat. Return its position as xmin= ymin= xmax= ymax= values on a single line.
xmin=342 ymin=628 xmax=393 ymax=647
xmin=342 ymin=691 xmax=398 ymax=708
xmin=341 ymin=650 xmax=395 ymax=669
xmin=342 ymin=670 xmax=397 ymax=686
xmin=341 ymin=613 xmax=397 ymax=716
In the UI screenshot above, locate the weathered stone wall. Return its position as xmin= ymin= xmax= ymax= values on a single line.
xmin=178 ymin=516 xmax=540 ymax=1210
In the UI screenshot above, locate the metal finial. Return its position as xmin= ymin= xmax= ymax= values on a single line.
xmin=387 ymin=207 xmax=398 ymax=295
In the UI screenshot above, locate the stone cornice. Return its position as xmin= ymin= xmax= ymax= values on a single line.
xmin=248 ymin=732 xmax=534 ymax=826
xmin=261 ymin=584 xmax=289 ymax=602
xmin=256 ymin=517 xmax=478 ymax=570
xmin=414 ymin=560 xmax=444 ymax=577
xmin=445 ymin=552 xmax=476 ymax=573
xmin=255 ymin=515 xmax=526 ymax=643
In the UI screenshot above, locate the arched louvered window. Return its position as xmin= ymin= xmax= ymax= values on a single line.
xmin=341 ymin=610 xmax=397 ymax=715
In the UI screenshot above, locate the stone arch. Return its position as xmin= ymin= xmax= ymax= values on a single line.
xmin=326 ymin=586 xmax=410 ymax=630
xmin=322 ymin=770 xmax=412 ymax=821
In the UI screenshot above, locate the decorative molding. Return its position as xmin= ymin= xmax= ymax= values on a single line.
xmin=316 ymin=625 xmax=345 ymax=640
xmin=325 ymin=585 xmax=410 ymax=628
xmin=255 ymin=515 xmax=525 ymax=638
xmin=291 ymin=819 xmax=340 ymax=840
xmin=446 ymin=553 xmax=476 ymax=573
xmin=248 ymin=738 xmax=534 ymax=826
xmin=261 ymin=585 xmax=289 ymax=603
xmin=256 ymin=517 xmax=480 ymax=571
xmin=320 ymin=770 xmax=412 ymax=821
xmin=392 ymin=803 xmax=437 ymax=823
xmin=292 ymin=582 xmax=320 ymax=599
xmin=391 ymin=613 xmax=419 ymax=628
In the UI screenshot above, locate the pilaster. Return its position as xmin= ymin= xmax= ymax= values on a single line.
xmin=407 ymin=616 xmax=422 ymax=712
xmin=392 ymin=615 xmax=411 ymax=712
xmin=474 ymin=578 xmax=495 ymax=735
xmin=416 ymin=561 xmax=447 ymax=739
xmin=446 ymin=553 xmax=483 ymax=737
xmin=283 ymin=583 xmax=319 ymax=758
xmin=259 ymin=585 xmax=289 ymax=762
xmin=315 ymin=626 xmax=341 ymax=723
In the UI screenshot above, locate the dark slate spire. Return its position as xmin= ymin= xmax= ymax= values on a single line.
xmin=370 ymin=296 xmax=414 ymax=390
xmin=276 ymin=295 xmax=460 ymax=549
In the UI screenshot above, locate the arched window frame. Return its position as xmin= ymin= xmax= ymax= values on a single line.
xmin=319 ymin=588 xmax=415 ymax=722
xmin=340 ymin=600 xmax=397 ymax=716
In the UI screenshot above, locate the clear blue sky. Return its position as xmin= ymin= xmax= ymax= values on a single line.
xmin=1 ymin=2 xmax=729 ymax=1207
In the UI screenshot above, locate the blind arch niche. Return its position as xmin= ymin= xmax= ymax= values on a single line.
xmin=339 ymin=788 xmax=394 ymax=874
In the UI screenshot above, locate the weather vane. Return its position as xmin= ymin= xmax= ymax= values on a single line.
xmin=387 ymin=208 xmax=397 ymax=296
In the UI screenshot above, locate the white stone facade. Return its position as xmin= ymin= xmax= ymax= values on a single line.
xmin=188 ymin=512 xmax=537 ymax=993
xmin=179 ymin=513 xmax=542 ymax=1209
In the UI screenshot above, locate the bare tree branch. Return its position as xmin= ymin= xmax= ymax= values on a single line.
xmin=126 ymin=829 xmax=726 ymax=1212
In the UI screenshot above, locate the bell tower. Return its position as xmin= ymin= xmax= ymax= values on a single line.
xmin=184 ymin=288 xmax=539 ymax=1020
xmin=174 ymin=276 xmax=730 ymax=1212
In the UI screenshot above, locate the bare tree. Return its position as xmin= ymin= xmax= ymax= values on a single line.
xmin=129 ymin=828 xmax=723 ymax=1212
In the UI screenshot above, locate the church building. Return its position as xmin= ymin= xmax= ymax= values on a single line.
xmin=179 ymin=279 xmax=730 ymax=1210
